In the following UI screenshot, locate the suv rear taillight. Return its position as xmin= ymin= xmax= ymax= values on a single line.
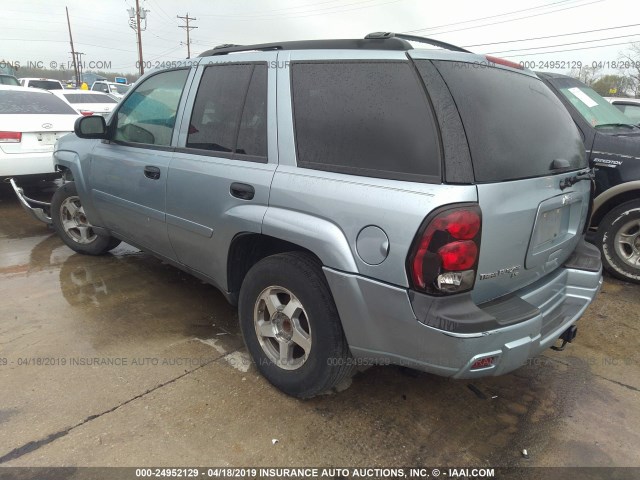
xmin=407 ymin=204 xmax=482 ymax=295
xmin=0 ymin=131 xmax=22 ymax=143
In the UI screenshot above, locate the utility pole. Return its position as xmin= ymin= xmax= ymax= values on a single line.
xmin=128 ymin=1 xmax=148 ymax=75
xmin=177 ymin=13 xmax=197 ymax=59
xmin=65 ymin=7 xmax=80 ymax=86
xmin=74 ymin=52 xmax=85 ymax=86
xmin=135 ymin=0 xmax=145 ymax=75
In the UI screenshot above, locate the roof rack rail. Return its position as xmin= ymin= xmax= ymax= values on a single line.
xmin=198 ymin=37 xmax=412 ymax=57
xmin=214 ymin=43 xmax=243 ymax=50
xmin=364 ymin=32 xmax=471 ymax=53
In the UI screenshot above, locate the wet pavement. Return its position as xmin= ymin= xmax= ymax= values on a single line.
xmin=0 ymin=181 xmax=639 ymax=470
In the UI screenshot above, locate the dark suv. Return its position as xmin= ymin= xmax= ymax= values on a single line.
xmin=14 ymin=34 xmax=602 ymax=397
xmin=538 ymin=72 xmax=640 ymax=284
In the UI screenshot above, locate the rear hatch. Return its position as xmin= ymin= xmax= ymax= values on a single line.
xmin=413 ymin=55 xmax=591 ymax=304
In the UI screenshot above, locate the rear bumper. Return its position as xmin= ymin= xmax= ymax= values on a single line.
xmin=0 ymin=151 xmax=56 ymax=177
xmin=324 ymin=239 xmax=603 ymax=378
xmin=7 ymin=178 xmax=52 ymax=224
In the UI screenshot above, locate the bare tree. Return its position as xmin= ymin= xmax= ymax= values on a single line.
xmin=618 ymin=42 xmax=640 ymax=97
xmin=566 ymin=65 xmax=602 ymax=86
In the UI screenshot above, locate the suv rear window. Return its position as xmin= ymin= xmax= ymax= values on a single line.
xmin=27 ymin=80 xmax=63 ymax=90
xmin=291 ymin=61 xmax=441 ymax=182
xmin=428 ymin=61 xmax=586 ymax=182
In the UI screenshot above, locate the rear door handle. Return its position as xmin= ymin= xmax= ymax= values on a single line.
xmin=230 ymin=182 xmax=255 ymax=200
xmin=144 ymin=166 xmax=161 ymax=180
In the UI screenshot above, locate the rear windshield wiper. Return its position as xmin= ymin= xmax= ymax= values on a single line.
xmin=559 ymin=169 xmax=594 ymax=190
xmin=595 ymin=123 xmax=637 ymax=129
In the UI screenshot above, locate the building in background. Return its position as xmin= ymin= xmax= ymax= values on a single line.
xmin=81 ymin=72 xmax=106 ymax=87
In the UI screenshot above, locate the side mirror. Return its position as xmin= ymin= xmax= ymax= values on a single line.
xmin=74 ymin=115 xmax=107 ymax=139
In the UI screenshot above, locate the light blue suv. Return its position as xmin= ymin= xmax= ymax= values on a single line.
xmin=13 ymin=33 xmax=603 ymax=397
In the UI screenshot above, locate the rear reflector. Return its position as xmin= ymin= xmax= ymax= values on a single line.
xmin=471 ymin=357 xmax=495 ymax=370
xmin=0 ymin=131 xmax=22 ymax=143
xmin=80 ymin=110 xmax=94 ymax=116
xmin=485 ymin=55 xmax=524 ymax=70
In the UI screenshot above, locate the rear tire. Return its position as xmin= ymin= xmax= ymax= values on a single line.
xmin=596 ymin=199 xmax=640 ymax=284
xmin=238 ymin=252 xmax=354 ymax=398
xmin=51 ymin=182 xmax=120 ymax=255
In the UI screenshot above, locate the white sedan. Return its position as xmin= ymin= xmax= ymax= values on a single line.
xmin=0 ymin=85 xmax=80 ymax=179
xmin=51 ymin=90 xmax=119 ymax=117
xmin=604 ymin=97 xmax=640 ymax=126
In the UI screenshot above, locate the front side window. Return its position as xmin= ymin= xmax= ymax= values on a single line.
xmin=186 ymin=63 xmax=267 ymax=160
xmin=113 ymin=69 xmax=189 ymax=146
xmin=291 ymin=61 xmax=441 ymax=182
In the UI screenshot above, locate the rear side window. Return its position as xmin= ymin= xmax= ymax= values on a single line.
xmin=187 ymin=63 xmax=267 ymax=161
xmin=429 ymin=61 xmax=585 ymax=182
xmin=291 ymin=61 xmax=441 ymax=182
xmin=0 ymin=91 xmax=78 ymax=115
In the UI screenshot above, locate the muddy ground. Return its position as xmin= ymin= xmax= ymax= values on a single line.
xmin=1 ymin=181 xmax=638 ymax=473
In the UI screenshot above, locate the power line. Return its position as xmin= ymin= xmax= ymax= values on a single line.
xmin=487 ymin=33 xmax=640 ymax=55
xmin=197 ymin=0 xmax=404 ymax=20
xmin=403 ymin=0 xmax=602 ymax=37
xmin=500 ymin=40 xmax=639 ymax=58
xmin=403 ymin=0 xmax=574 ymax=34
xmin=464 ymin=23 xmax=640 ymax=48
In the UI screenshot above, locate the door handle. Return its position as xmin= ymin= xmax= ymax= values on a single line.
xmin=230 ymin=182 xmax=255 ymax=200
xmin=144 ymin=166 xmax=161 ymax=180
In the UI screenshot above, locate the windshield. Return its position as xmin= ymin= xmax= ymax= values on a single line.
xmin=111 ymin=84 xmax=130 ymax=94
xmin=0 ymin=75 xmax=20 ymax=86
xmin=557 ymin=83 xmax=633 ymax=128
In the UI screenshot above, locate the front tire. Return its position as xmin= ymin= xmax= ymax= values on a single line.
xmin=51 ymin=182 xmax=120 ymax=255
xmin=238 ymin=252 xmax=354 ymax=398
xmin=597 ymin=199 xmax=640 ymax=284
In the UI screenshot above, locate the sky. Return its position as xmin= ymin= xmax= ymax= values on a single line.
xmin=1 ymin=0 xmax=638 ymax=76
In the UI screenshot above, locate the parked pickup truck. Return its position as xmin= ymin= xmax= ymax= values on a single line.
xmin=538 ymin=72 xmax=640 ymax=284
xmin=11 ymin=33 xmax=602 ymax=397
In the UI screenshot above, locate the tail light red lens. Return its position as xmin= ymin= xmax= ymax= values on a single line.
xmin=0 ymin=131 xmax=22 ymax=143
xmin=438 ymin=241 xmax=478 ymax=271
xmin=408 ymin=204 xmax=482 ymax=295
xmin=80 ymin=110 xmax=94 ymax=116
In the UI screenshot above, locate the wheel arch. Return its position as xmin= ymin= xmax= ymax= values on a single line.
xmin=591 ymin=181 xmax=640 ymax=228
xmin=227 ymin=233 xmax=324 ymax=305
